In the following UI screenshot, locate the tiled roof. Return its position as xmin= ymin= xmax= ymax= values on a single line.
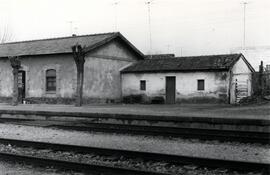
xmin=0 ymin=32 xmax=144 ymax=59
xmin=121 ymin=54 xmax=244 ymax=73
xmin=145 ymin=54 xmax=175 ymax=59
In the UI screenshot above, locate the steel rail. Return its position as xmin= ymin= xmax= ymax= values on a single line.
xmin=0 ymin=138 xmax=268 ymax=174
xmin=49 ymin=123 xmax=270 ymax=144
xmin=0 ymin=152 xmax=169 ymax=175
xmin=0 ymin=117 xmax=268 ymax=144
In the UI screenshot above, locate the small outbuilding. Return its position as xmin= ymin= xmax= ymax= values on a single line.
xmin=121 ymin=54 xmax=255 ymax=104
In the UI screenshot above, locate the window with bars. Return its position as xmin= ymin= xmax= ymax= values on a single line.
xmin=46 ymin=69 xmax=56 ymax=92
xmin=140 ymin=80 xmax=146 ymax=91
xmin=197 ymin=79 xmax=205 ymax=91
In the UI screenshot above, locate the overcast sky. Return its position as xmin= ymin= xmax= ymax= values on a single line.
xmin=0 ymin=0 xmax=269 ymax=56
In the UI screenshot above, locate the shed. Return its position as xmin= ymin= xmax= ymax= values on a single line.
xmin=121 ymin=54 xmax=255 ymax=104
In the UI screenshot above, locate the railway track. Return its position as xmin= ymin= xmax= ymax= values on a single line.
xmin=0 ymin=152 xmax=168 ymax=175
xmin=0 ymin=117 xmax=269 ymax=144
xmin=0 ymin=138 xmax=268 ymax=174
xmin=50 ymin=123 xmax=270 ymax=144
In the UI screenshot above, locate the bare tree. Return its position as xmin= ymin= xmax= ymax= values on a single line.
xmin=72 ymin=44 xmax=86 ymax=107
xmin=9 ymin=56 xmax=21 ymax=106
xmin=0 ymin=24 xmax=13 ymax=43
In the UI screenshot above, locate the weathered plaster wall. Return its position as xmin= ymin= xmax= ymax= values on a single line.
xmin=90 ymin=39 xmax=139 ymax=61
xmin=0 ymin=55 xmax=77 ymax=100
xmin=121 ymin=71 xmax=229 ymax=103
xmin=84 ymin=56 xmax=132 ymax=99
xmin=83 ymin=40 xmax=137 ymax=100
xmin=21 ymin=54 xmax=76 ymax=98
xmin=0 ymin=58 xmax=13 ymax=97
xmin=230 ymin=56 xmax=253 ymax=104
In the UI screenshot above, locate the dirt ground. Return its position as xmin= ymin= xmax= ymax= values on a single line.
xmin=0 ymin=102 xmax=269 ymax=120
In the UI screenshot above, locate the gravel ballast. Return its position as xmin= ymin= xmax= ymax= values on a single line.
xmin=0 ymin=160 xmax=82 ymax=175
xmin=0 ymin=123 xmax=268 ymax=164
xmin=0 ymin=143 xmax=262 ymax=175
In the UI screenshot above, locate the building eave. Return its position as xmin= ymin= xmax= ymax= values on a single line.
xmin=121 ymin=68 xmax=229 ymax=74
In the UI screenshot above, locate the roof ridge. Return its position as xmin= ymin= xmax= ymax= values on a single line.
xmin=0 ymin=32 xmax=118 ymax=45
xmin=146 ymin=53 xmax=240 ymax=60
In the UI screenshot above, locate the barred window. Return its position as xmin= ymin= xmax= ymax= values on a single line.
xmin=140 ymin=80 xmax=146 ymax=91
xmin=197 ymin=79 xmax=205 ymax=91
xmin=46 ymin=69 xmax=56 ymax=92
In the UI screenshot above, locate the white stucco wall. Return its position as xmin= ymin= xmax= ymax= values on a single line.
xmin=122 ymin=71 xmax=229 ymax=103
xmin=230 ymin=56 xmax=253 ymax=104
xmin=0 ymin=58 xmax=13 ymax=97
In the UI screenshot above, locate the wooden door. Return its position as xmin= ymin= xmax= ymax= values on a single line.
xmin=166 ymin=76 xmax=176 ymax=104
xmin=18 ymin=70 xmax=26 ymax=103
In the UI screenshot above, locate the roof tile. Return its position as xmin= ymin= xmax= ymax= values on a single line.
xmin=121 ymin=54 xmax=242 ymax=73
xmin=0 ymin=32 xmax=117 ymax=57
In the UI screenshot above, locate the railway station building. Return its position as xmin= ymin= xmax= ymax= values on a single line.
xmin=0 ymin=32 xmax=144 ymax=104
xmin=0 ymin=32 xmax=255 ymax=105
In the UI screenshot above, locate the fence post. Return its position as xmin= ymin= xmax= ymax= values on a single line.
xmin=259 ymin=61 xmax=264 ymax=97
xmin=235 ymin=79 xmax=238 ymax=104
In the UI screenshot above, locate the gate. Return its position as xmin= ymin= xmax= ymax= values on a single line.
xmin=230 ymin=72 xmax=252 ymax=104
xmin=234 ymin=79 xmax=249 ymax=103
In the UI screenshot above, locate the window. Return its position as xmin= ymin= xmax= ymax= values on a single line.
xmin=197 ymin=79 xmax=205 ymax=90
xmin=140 ymin=80 xmax=146 ymax=91
xmin=46 ymin=69 xmax=56 ymax=92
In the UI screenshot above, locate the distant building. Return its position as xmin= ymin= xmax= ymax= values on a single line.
xmin=231 ymin=46 xmax=270 ymax=71
xmin=145 ymin=54 xmax=175 ymax=59
xmin=121 ymin=54 xmax=255 ymax=104
xmin=0 ymin=32 xmax=144 ymax=104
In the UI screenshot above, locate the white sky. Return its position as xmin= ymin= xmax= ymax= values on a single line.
xmin=0 ymin=0 xmax=269 ymax=56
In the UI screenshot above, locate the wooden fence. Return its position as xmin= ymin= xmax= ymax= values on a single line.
xmin=252 ymin=72 xmax=270 ymax=96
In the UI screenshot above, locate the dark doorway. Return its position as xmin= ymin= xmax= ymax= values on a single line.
xmin=166 ymin=76 xmax=176 ymax=104
xmin=18 ymin=70 xmax=26 ymax=103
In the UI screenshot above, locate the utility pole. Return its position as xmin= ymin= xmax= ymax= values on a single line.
xmin=68 ymin=21 xmax=73 ymax=36
xmin=166 ymin=44 xmax=171 ymax=53
xmin=112 ymin=2 xmax=119 ymax=32
xmin=241 ymin=2 xmax=248 ymax=50
xmin=146 ymin=1 xmax=153 ymax=58
xmin=74 ymin=27 xmax=78 ymax=36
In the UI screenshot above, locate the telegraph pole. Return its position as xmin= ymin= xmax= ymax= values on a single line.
xmin=146 ymin=1 xmax=153 ymax=58
xmin=166 ymin=44 xmax=171 ymax=53
xmin=112 ymin=2 xmax=119 ymax=32
xmin=68 ymin=21 xmax=73 ymax=36
xmin=242 ymin=2 xmax=248 ymax=50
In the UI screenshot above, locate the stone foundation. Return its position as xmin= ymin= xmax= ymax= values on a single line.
xmin=0 ymin=97 xmax=12 ymax=103
xmin=122 ymin=95 xmax=228 ymax=104
xmin=0 ymin=96 xmax=120 ymax=105
xmin=176 ymin=96 xmax=228 ymax=104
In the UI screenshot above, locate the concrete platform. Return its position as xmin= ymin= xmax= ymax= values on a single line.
xmin=0 ymin=103 xmax=269 ymax=132
xmin=0 ymin=103 xmax=269 ymax=119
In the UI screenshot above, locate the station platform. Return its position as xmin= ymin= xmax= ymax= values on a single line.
xmin=0 ymin=103 xmax=269 ymax=127
xmin=0 ymin=102 xmax=269 ymax=119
